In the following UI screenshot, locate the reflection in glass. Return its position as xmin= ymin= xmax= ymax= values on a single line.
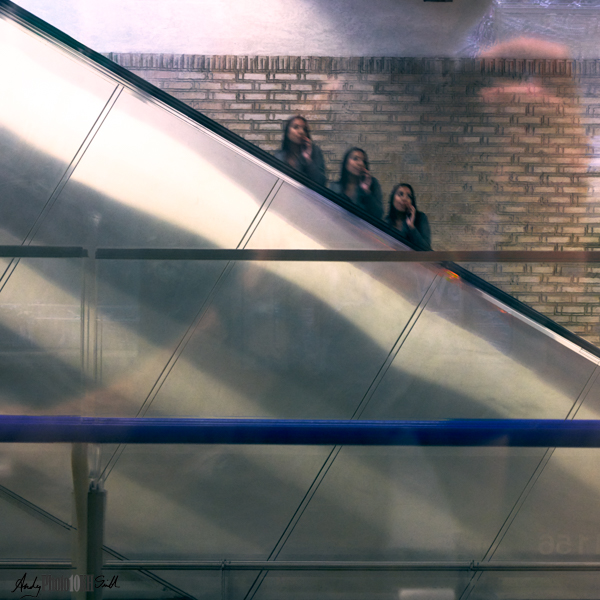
xmin=278 ymin=446 xmax=545 ymax=562
xmin=2 ymin=4 xmax=600 ymax=600
xmin=131 ymin=259 xmax=433 ymax=420
xmin=492 ymin=447 xmax=600 ymax=563
xmin=472 ymin=572 xmax=600 ymax=600
xmin=361 ymin=273 xmax=597 ymax=421
xmin=0 ymin=258 xmax=83 ymax=415
xmin=0 ymin=444 xmax=73 ymax=560
xmin=103 ymin=444 xmax=332 ymax=560
xmin=254 ymin=571 xmax=470 ymax=600
xmin=0 ymin=16 xmax=116 ymax=245
xmin=34 ymin=89 xmax=278 ymax=249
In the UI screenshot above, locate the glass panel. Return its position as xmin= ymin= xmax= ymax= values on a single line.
xmin=102 ymin=445 xmax=333 ymax=560
xmin=249 ymin=180 xmax=438 ymax=308
xmin=93 ymin=259 xmax=226 ymax=417
xmin=135 ymin=570 xmax=259 ymax=600
xmin=492 ymin=448 xmax=600 ymax=562
xmin=494 ymin=369 xmax=600 ymax=564
xmin=360 ymin=271 xmax=598 ymax=421
xmin=277 ymin=446 xmax=545 ymax=562
xmin=253 ymin=571 xmax=471 ymax=600
xmin=0 ymin=501 xmax=71 ymax=559
xmin=0 ymin=444 xmax=73 ymax=526
xmin=0 ymin=16 xmax=117 ymax=244
xmin=471 ymin=572 xmax=600 ymax=600
xmin=0 ymin=258 xmax=83 ymax=415
xmin=0 ymin=444 xmax=72 ymax=560
xmin=459 ymin=261 xmax=600 ymax=349
xmin=32 ymin=89 xmax=278 ymax=248
xmin=78 ymin=181 xmax=435 ymax=421
xmin=251 ymin=181 xmax=402 ymax=250
xmin=111 ymin=259 xmax=433 ymax=420
xmin=571 ymin=365 xmax=600 ymax=421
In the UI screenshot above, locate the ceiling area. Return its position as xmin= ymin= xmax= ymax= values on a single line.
xmin=14 ymin=0 xmax=600 ymax=57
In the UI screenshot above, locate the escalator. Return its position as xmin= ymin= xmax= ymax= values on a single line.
xmin=1 ymin=2 xmax=600 ymax=598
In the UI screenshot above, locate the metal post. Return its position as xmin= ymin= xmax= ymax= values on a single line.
xmin=71 ymin=443 xmax=88 ymax=600
xmin=87 ymin=483 xmax=106 ymax=600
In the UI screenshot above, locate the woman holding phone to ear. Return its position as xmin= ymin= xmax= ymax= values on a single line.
xmin=274 ymin=116 xmax=327 ymax=186
xmin=386 ymin=183 xmax=431 ymax=250
xmin=329 ymin=147 xmax=383 ymax=220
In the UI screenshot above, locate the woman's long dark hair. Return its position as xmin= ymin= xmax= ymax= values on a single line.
xmin=387 ymin=183 xmax=417 ymax=224
xmin=281 ymin=116 xmax=312 ymax=157
xmin=339 ymin=147 xmax=369 ymax=190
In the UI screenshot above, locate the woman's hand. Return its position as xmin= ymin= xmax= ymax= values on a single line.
xmin=301 ymin=136 xmax=313 ymax=162
xmin=406 ymin=204 xmax=416 ymax=229
xmin=359 ymin=169 xmax=372 ymax=192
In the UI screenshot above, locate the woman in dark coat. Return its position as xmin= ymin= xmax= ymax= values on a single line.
xmin=274 ymin=116 xmax=326 ymax=186
xmin=329 ymin=147 xmax=383 ymax=220
xmin=386 ymin=183 xmax=431 ymax=250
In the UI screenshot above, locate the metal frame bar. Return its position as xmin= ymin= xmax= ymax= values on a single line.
xmin=1 ymin=246 xmax=598 ymax=263
xmin=100 ymin=561 xmax=600 ymax=572
xmin=2 ymin=416 xmax=600 ymax=447
xmin=1 ymin=560 xmax=600 ymax=572
xmin=95 ymin=248 xmax=600 ymax=262
xmin=0 ymin=246 xmax=87 ymax=258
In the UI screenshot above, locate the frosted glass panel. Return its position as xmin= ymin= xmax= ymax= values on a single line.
xmin=278 ymin=446 xmax=545 ymax=562
xmin=33 ymin=90 xmax=278 ymax=249
xmin=492 ymin=447 xmax=600 ymax=562
xmin=93 ymin=259 xmax=226 ymax=417
xmin=250 ymin=181 xmax=437 ymax=308
xmin=0 ymin=257 xmax=83 ymax=415
xmin=103 ymin=444 xmax=332 ymax=559
xmin=254 ymin=571 xmax=471 ymax=600
xmin=146 ymin=571 xmax=259 ymax=600
xmin=251 ymin=181 xmax=397 ymax=250
xmin=0 ymin=16 xmax=116 ymax=244
xmin=361 ymin=274 xmax=597 ymax=421
xmin=0 ymin=444 xmax=72 ymax=560
xmin=472 ymin=572 xmax=600 ymax=600
xmin=134 ymin=260 xmax=432 ymax=419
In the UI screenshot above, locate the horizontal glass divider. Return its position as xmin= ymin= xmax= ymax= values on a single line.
xmin=0 ymin=246 xmax=87 ymax=258
xmin=1 ymin=560 xmax=600 ymax=572
xmin=94 ymin=248 xmax=600 ymax=262
xmin=101 ymin=561 xmax=600 ymax=572
xmin=3 ymin=416 xmax=600 ymax=447
xmin=0 ymin=245 xmax=596 ymax=263
xmin=0 ymin=561 xmax=72 ymax=569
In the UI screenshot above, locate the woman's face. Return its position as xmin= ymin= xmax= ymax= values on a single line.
xmin=346 ymin=150 xmax=366 ymax=176
xmin=287 ymin=118 xmax=308 ymax=145
xmin=393 ymin=186 xmax=413 ymax=212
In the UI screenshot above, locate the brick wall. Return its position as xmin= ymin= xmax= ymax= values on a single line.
xmin=108 ymin=54 xmax=600 ymax=344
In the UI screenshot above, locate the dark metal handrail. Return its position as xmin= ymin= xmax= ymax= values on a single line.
xmin=2 ymin=416 xmax=600 ymax=447
xmin=0 ymin=246 xmax=87 ymax=258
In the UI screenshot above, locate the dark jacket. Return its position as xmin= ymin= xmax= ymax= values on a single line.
xmin=274 ymin=145 xmax=327 ymax=187
xmin=386 ymin=212 xmax=432 ymax=250
xmin=329 ymin=178 xmax=383 ymax=220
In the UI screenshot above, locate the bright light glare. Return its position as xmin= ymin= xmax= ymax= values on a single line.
xmin=0 ymin=17 xmax=114 ymax=161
